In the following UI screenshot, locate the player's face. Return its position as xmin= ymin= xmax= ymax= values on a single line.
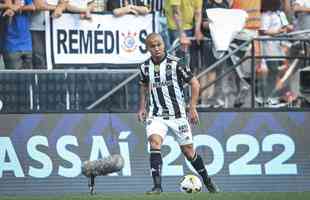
xmin=147 ymin=36 xmax=165 ymax=62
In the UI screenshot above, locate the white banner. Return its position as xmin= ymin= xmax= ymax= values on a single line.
xmin=46 ymin=13 xmax=158 ymax=69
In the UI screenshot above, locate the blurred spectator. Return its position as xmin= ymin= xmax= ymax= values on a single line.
xmin=31 ymin=0 xmax=98 ymax=69
xmin=232 ymin=0 xmax=261 ymax=35
xmin=1 ymin=1 xmax=9 ymax=63
xmin=106 ymin=0 xmax=149 ymax=17
xmin=0 ymin=0 xmax=10 ymax=9
xmin=148 ymin=0 xmax=164 ymax=13
xmin=43 ymin=0 xmax=96 ymax=19
xmin=2 ymin=0 xmax=35 ymax=69
xmin=199 ymin=0 xmax=232 ymax=107
xmin=147 ymin=0 xmax=170 ymax=49
xmin=259 ymin=0 xmax=293 ymax=105
xmin=30 ymin=0 xmax=68 ymax=69
xmin=260 ymin=0 xmax=293 ymax=36
xmin=282 ymin=0 xmax=293 ymax=13
xmin=51 ymin=0 xmax=67 ymax=18
xmin=282 ymin=0 xmax=294 ymax=21
xmin=65 ymin=0 xmax=96 ymax=20
xmin=293 ymin=0 xmax=310 ymax=30
xmin=1 ymin=0 xmax=19 ymax=69
xmin=225 ymin=0 xmax=261 ymax=107
xmin=164 ymin=0 xmax=203 ymax=51
xmin=0 ymin=0 xmax=19 ymax=14
xmin=164 ymin=0 xmax=203 ymax=83
xmin=93 ymin=0 xmax=106 ymax=12
xmin=0 ymin=0 xmax=19 ymax=15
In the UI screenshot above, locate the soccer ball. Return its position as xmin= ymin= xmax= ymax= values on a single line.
xmin=179 ymin=175 xmax=202 ymax=193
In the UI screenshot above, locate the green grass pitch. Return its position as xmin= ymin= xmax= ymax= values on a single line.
xmin=0 ymin=192 xmax=310 ymax=200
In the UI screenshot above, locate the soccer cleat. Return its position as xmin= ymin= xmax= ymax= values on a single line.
xmin=204 ymin=177 xmax=220 ymax=193
xmin=145 ymin=187 xmax=163 ymax=195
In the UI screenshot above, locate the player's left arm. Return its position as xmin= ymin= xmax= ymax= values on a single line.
xmin=138 ymin=82 xmax=148 ymax=122
xmin=137 ymin=64 xmax=149 ymax=122
xmin=177 ymin=61 xmax=200 ymax=124
xmin=188 ymin=77 xmax=200 ymax=124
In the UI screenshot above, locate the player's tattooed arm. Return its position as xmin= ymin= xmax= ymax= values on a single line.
xmin=188 ymin=77 xmax=200 ymax=124
xmin=138 ymin=82 xmax=148 ymax=122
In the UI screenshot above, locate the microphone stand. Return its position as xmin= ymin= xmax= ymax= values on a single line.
xmin=88 ymin=175 xmax=95 ymax=195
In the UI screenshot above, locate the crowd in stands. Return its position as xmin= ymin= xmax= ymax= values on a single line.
xmin=0 ymin=0 xmax=310 ymax=108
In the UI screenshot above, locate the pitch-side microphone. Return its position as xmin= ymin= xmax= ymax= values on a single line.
xmin=81 ymin=154 xmax=124 ymax=195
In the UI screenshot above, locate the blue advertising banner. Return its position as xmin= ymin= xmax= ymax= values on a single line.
xmin=0 ymin=112 xmax=309 ymax=195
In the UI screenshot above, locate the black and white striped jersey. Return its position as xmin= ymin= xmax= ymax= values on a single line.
xmin=139 ymin=54 xmax=193 ymax=119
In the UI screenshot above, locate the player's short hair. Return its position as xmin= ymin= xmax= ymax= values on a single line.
xmin=145 ymin=33 xmax=164 ymax=48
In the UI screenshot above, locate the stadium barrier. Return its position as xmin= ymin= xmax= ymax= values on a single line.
xmin=0 ymin=69 xmax=139 ymax=113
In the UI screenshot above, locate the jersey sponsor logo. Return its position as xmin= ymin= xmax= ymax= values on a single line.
xmin=166 ymin=68 xmax=172 ymax=76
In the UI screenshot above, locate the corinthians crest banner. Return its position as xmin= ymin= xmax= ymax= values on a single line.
xmin=45 ymin=13 xmax=158 ymax=69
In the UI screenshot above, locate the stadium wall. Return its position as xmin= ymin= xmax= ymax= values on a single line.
xmin=0 ymin=112 xmax=309 ymax=195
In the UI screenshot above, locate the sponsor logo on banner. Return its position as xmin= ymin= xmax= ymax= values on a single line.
xmin=121 ymin=31 xmax=138 ymax=53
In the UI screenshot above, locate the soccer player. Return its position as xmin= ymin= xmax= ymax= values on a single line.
xmin=137 ymin=33 xmax=219 ymax=194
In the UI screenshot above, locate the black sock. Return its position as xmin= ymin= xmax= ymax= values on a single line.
xmin=189 ymin=152 xmax=209 ymax=184
xmin=150 ymin=149 xmax=162 ymax=188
